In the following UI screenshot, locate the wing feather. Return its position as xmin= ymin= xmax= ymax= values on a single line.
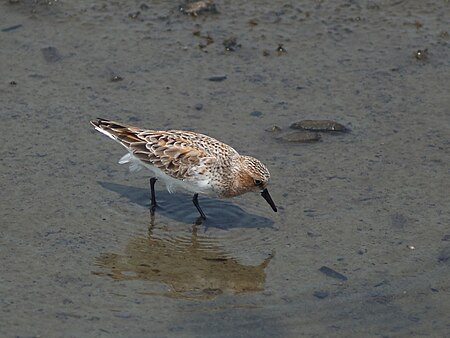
xmin=91 ymin=119 xmax=238 ymax=180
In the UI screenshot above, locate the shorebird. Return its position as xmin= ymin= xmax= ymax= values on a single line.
xmin=91 ymin=119 xmax=277 ymax=220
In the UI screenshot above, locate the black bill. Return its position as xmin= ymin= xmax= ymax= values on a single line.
xmin=261 ymin=188 xmax=277 ymax=212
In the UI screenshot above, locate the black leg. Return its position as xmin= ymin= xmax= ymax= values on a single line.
xmin=150 ymin=177 xmax=157 ymax=213
xmin=192 ymin=193 xmax=206 ymax=220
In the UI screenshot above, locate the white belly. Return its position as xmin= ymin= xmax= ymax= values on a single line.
xmin=118 ymin=152 xmax=214 ymax=196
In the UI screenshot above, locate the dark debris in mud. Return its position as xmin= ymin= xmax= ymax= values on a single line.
xmin=276 ymin=44 xmax=287 ymax=55
xmin=319 ymin=266 xmax=348 ymax=281
xmin=193 ymin=30 xmax=214 ymax=49
xmin=313 ymin=291 xmax=330 ymax=299
xmin=223 ymin=37 xmax=240 ymax=52
xmin=179 ymin=0 xmax=218 ymax=16
xmin=1 ymin=23 xmax=22 ymax=32
xmin=41 ymin=46 xmax=62 ymax=63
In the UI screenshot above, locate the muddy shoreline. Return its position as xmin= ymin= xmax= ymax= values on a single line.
xmin=1 ymin=1 xmax=449 ymax=337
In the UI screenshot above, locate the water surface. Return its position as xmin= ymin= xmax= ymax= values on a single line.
xmin=1 ymin=0 xmax=449 ymax=337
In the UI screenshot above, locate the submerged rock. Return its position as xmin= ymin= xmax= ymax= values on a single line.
xmin=290 ymin=120 xmax=348 ymax=132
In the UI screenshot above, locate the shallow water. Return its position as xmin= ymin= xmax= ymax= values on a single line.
xmin=1 ymin=0 xmax=449 ymax=337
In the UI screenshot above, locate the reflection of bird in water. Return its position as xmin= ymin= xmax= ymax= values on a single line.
xmin=93 ymin=216 xmax=274 ymax=300
xmin=90 ymin=119 xmax=277 ymax=222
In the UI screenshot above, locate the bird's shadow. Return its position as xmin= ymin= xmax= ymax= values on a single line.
xmin=98 ymin=181 xmax=274 ymax=229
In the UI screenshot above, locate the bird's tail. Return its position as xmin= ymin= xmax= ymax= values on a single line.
xmin=90 ymin=118 xmax=146 ymax=148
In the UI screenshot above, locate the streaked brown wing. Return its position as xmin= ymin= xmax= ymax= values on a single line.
xmin=91 ymin=119 xmax=217 ymax=179
xmin=131 ymin=132 xmax=216 ymax=179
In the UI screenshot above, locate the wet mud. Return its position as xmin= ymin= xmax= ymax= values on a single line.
xmin=1 ymin=0 xmax=449 ymax=337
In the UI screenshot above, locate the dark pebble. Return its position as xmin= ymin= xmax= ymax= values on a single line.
xmin=357 ymin=248 xmax=367 ymax=255
xmin=415 ymin=49 xmax=428 ymax=60
xmin=319 ymin=266 xmax=348 ymax=281
xmin=208 ymin=75 xmax=227 ymax=82
xmin=250 ymin=111 xmax=262 ymax=117
xmin=111 ymin=75 xmax=123 ymax=82
xmin=290 ymin=120 xmax=348 ymax=132
xmin=276 ymin=44 xmax=287 ymax=54
xmin=1 ymin=24 xmax=22 ymax=32
xmin=194 ymin=103 xmax=203 ymax=111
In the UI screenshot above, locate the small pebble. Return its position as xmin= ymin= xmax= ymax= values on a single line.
xmin=208 ymin=75 xmax=227 ymax=82
xmin=357 ymin=248 xmax=367 ymax=255
xmin=276 ymin=44 xmax=287 ymax=54
xmin=415 ymin=49 xmax=428 ymax=60
xmin=111 ymin=75 xmax=123 ymax=82
xmin=250 ymin=111 xmax=262 ymax=117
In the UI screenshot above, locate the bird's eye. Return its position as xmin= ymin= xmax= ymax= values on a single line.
xmin=254 ymin=179 xmax=262 ymax=186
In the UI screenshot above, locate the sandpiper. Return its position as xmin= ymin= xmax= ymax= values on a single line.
xmin=90 ymin=119 xmax=277 ymax=219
